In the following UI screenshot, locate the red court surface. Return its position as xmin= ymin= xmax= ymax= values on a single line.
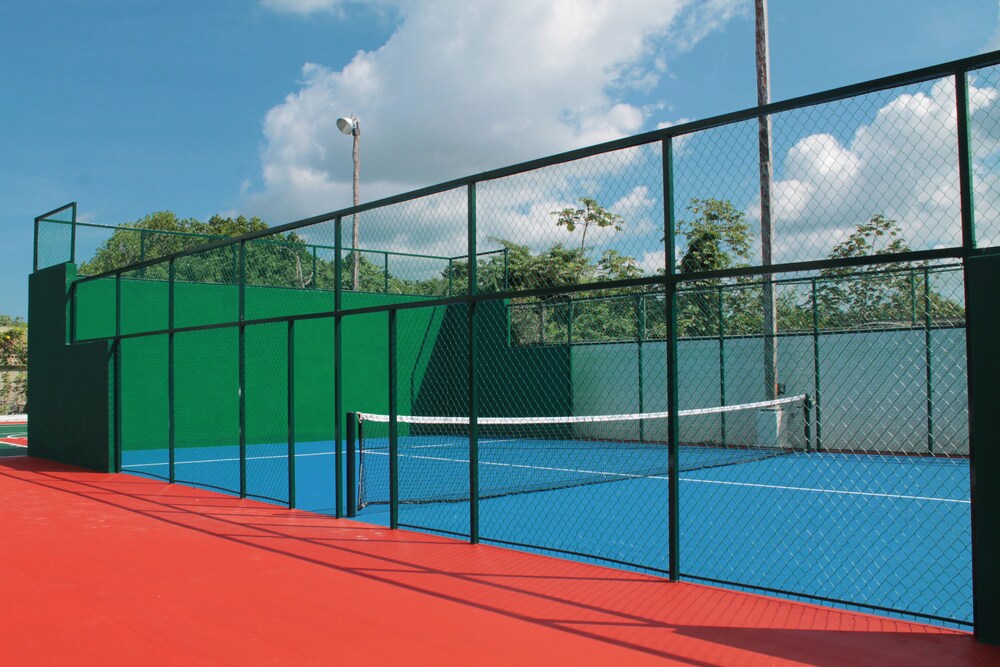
xmin=1 ymin=457 xmax=997 ymax=666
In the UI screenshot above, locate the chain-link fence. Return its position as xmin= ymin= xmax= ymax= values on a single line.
xmin=48 ymin=53 xmax=1000 ymax=629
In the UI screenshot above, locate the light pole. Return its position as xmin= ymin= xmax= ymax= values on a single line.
xmin=337 ymin=115 xmax=361 ymax=290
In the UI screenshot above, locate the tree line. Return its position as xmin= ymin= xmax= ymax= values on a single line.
xmin=79 ymin=200 xmax=964 ymax=345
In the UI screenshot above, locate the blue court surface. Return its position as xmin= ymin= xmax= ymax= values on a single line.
xmin=122 ymin=439 xmax=971 ymax=627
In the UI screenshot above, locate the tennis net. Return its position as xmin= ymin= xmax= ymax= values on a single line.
xmin=354 ymin=394 xmax=810 ymax=508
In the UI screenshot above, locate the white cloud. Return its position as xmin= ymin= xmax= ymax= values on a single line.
xmin=755 ymin=78 xmax=1000 ymax=262
xmin=243 ymin=0 xmax=744 ymax=245
xmin=260 ymin=0 xmax=351 ymax=16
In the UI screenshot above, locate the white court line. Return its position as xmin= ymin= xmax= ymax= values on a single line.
xmin=681 ymin=476 xmax=970 ymax=505
xmin=123 ymin=450 xmax=334 ymax=468
xmin=362 ymin=451 xmax=969 ymax=505
xmin=409 ymin=439 xmax=518 ymax=450
xmin=123 ymin=448 xmax=970 ymax=506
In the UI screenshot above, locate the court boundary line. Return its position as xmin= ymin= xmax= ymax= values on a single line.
xmin=125 ymin=447 xmax=970 ymax=505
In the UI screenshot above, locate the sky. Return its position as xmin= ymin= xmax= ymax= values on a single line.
xmin=2 ymin=0 xmax=1000 ymax=319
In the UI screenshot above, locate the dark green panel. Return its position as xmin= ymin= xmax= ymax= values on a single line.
xmin=415 ymin=300 xmax=571 ymax=421
xmin=27 ymin=264 xmax=114 ymax=472
xmin=74 ymin=276 xmax=116 ymax=341
xmin=966 ymin=254 xmax=1000 ymax=645
xmin=121 ymin=335 xmax=169 ymax=453
xmin=293 ymin=317 xmax=335 ymax=443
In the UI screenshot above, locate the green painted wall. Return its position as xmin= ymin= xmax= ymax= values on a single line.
xmin=27 ymin=264 xmax=114 ymax=471
xmin=53 ymin=273 xmax=449 ymax=454
xmin=31 ymin=268 xmax=568 ymax=471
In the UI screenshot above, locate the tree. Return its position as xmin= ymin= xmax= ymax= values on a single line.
xmin=551 ymin=197 xmax=624 ymax=253
xmin=676 ymin=198 xmax=752 ymax=274
xmin=674 ymin=198 xmax=755 ymax=336
xmin=80 ymin=211 xmax=271 ymax=276
xmin=0 ymin=318 xmax=27 ymax=414
xmin=79 ymin=211 xmax=325 ymax=289
xmin=815 ymin=215 xmax=913 ymax=327
xmin=813 ymin=214 xmax=964 ymax=328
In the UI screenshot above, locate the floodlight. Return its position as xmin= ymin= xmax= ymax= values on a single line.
xmin=337 ymin=116 xmax=357 ymax=135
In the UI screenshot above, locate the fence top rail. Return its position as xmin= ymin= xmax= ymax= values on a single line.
xmin=49 ymin=48 xmax=1000 ymax=283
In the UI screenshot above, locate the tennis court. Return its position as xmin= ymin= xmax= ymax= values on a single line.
xmin=115 ymin=392 xmax=971 ymax=626
xmin=0 ymin=415 xmax=27 ymax=455
xmin=24 ymin=49 xmax=1000 ymax=652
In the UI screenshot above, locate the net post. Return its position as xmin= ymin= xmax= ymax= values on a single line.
xmin=334 ymin=216 xmax=344 ymax=519
xmin=663 ymin=137 xmax=680 ymax=582
xmin=388 ymin=310 xmax=399 ymax=530
xmin=168 ymin=258 xmax=176 ymax=483
xmin=346 ymin=412 xmax=357 ymax=518
xmin=287 ymin=319 xmax=296 ymax=509
xmin=468 ymin=181 xmax=480 ymax=544
xmin=238 ymin=240 xmax=247 ymax=498
xmin=803 ymin=394 xmax=812 ymax=453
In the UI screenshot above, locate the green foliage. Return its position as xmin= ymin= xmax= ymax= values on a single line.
xmin=79 ymin=211 xmax=271 ymax=276
xmin=676 ymin=198 xmax=752 ymax=274
xmin=551 ymin=197 xmax=624 ymax=252
xmin=1 ymin=321 xmax=27 ymax=414
xmin=811 ymin=214 xmax=958 ymax=328
xmin=673 ymin=198 xmax=755 ymax=336
xmin=0 ymin=323 xmax=27 ymax=367
xmin=73 ymin=203 xmax=966 ymax=348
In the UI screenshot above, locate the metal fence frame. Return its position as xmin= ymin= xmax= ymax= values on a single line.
xmin=41 ymin=48 xmax=1000 ymax=632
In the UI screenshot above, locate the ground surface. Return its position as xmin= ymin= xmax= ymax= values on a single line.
xmin=1 ymin=456 xmax=997 ymax=666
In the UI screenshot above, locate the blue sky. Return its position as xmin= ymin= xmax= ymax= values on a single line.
xmin=2 ymin=0 xmax=999 ymax=319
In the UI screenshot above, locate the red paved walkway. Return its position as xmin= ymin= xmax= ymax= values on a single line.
xmin=1 ymin=457 xmax=997 ymax=666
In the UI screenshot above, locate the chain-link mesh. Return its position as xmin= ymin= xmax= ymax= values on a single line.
xmin=477 ymin=143 xmax=665 ymax=292
xmin=35 ymin=216 xmax=73 ymax=271
xmin=391 ymin=303 xmax=470 ymax=537
xmin=120 ymin=265 xmax=169 ymax=336
xmin=969 ymin=65 xmax=1000 ymax=248
xmin=340 ymin=189 xmax=469 ymax=299
xmin=291 ymin=316 xmax=336 ymax=513
xmin=677 ymin=265 xmax=969 ymax=625
xmin=119 ymin=334 xmax=169 ymax=480
xmin=73 ymin=276 xmax=116 ymax=341
xmin=172 ymin=327 xmax=241 ymax=495
xmin=173 ymin=246 xmax=240 ymax=329
xmin=245 ymin=322 xmax=290 ymax=505
xmin=50 ymin=53 xmax=992 ymax=629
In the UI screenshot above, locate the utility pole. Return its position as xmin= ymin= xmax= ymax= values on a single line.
xmin=756 ymin=0 xmax=778 ymax=400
